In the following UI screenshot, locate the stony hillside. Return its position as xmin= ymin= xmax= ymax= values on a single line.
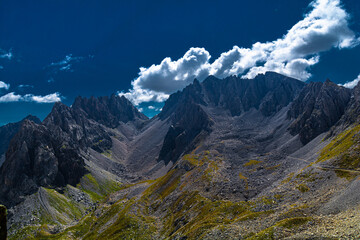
xmin=2 ymin=72 xmax=360 ymax=239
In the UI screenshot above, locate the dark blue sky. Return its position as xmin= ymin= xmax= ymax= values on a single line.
xmin=0 ymin=0 xmax=360 ymax=125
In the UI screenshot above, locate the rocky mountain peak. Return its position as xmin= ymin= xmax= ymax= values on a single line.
xmin=160 ymin=72 xmax=305 ymax=120
xmin=288 ymin=80 xmax=351 ymax=144
xmin=72 ymin=94 xmax=148 ymax=128
xmin=0 ymin=115 xmax=41 ymax=157
xmin=0 ymin=117 xmax=87 ymax=206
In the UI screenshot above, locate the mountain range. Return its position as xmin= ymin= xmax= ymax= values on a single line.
xmin=1 ymin=72 xmax=360 ymax=239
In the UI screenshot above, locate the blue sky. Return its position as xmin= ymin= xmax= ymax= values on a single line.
xmin=0 ymin=0 xmax=360 ymax=125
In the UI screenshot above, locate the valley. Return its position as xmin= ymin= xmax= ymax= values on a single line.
xmin=1 ymin=72 xmax=360 ymax=239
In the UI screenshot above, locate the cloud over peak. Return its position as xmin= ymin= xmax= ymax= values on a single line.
xmin=120 ymin=47 xmax=210 ymax=105
xmin=341 ymin=74 xmax=360 ymax=89
xmin=121 ymin=0 xmax=359 ymax=105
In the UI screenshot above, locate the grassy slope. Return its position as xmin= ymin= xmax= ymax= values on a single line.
xmin=17 ymin=152 xmax=313 ymax=240
xmin=9 ymin=172 xmax=122 ymax=240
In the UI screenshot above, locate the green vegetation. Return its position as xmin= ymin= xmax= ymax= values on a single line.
xmin=161 ymin=191 xmax=256 ymax=239
xmin=235 ymin=210 xmax=274 ymax=222
xmin=239 ymin=172 xmax=249 ymax=190
xmin=239 ymin=172 xmax=247 ymax=180
xmin=142 ymin=169 xmax=182 ymax=201
xmin=78 ymin=173 xmax=122 ymax=201
xmin=338 ymin=153 xmax=360 ymax=169
xmin=10 ymin=226 xmax=40 ymax=240
xmin=318 ymin=124 xmax=360 ymax=163
xmin=296 ymin=170 xmax=319 ymax=182
xmin=244 ymin=160 xmax=262 ymax=167
xmin=44 ymin=188 xmax=84 ymax=223
xmin=81 ymin=200 xmax=158 ymax=240
xmin=7 ymin=151 xmax=317 ymax=240
xmin=334 ymin=169 xmax=359 ymax=181
xmin=247 ymin=217 xmax=312 ymax=239
xmin=317 ymin=124 xmax=360 ymax=179
xmin=279 ymin=204 xmax=309 ymax=219
xmin=102 ymin=149 xmax=112 ymax=158
xmin=183 ymin=153 xmax=204 ymax=167
xmin=266 ymin=164 xmax=281 ymax=171
xmin=256 ymin=196 xmax=277 ymax=206
xmin=296 ymin=184 xmax=310 ymax=193
xmin=281 ymin=172 xmax=294 ymax=184
xmin=277 ymin=217 xmax=311 ymax=228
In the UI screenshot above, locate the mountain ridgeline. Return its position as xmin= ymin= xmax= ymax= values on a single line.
xmin=1 ymin=72 xmax=360 ymax=239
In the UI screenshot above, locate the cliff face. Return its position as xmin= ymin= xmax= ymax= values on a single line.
xmin=43 ymin=102 xmax=113 ymax=152
xmin=0 ymin=115 xmax=41 ymax=157
xmin=288 ymin=80 xmax=351 ymax=144
xmin=0 ymin=118 xmax=88 ymax=206
xmin=72 ymin=94 xmax=148 ymax=128
xmin=201 ymin=72 xmax=305 ymax=116
xmin=336 ymin=81 xmax=360 ymax=126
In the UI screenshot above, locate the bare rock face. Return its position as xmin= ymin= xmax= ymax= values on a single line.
xmin=201 ymin=72 xmax=305 ymax=116
xmin=336 ymin=80 xmax=360 ymax=126
xmin=43 ymin=102 xmax=113 ymax=152
xmin=0 ymin=115 xmax=41 ymax=157
xmin=0 ymin=119 xmax=87 ymax=206
xmin=72 ymin=94 xmax=148 ymax=128
xmin=159 ymin=99 xmax=213 ymax=165
xmin=0 ymin=205 xmax=6 ymax=240
xmin=288 ymin=79 xmax=351 ymax=144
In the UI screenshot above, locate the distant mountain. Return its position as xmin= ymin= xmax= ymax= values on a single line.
xmin=2 ymin=72 xmax=360 ymax=239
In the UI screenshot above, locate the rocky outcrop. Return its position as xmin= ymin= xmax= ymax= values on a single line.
xmin=288 ymin=79 xmax=351 ymax=144
xmin=0 ymin=205 xmax=6 ymax=240
xmin=43 ymin=102 xmax=112 ymax=152
xmin=0 ymin=115 xmax=41 ymax=157
xmin=336 ymin=80 xmax=360 ymax=126
xmin=72 ymin=94 xmax=148 ymax=128
xmin=0 ymin=119 xmax=87 ymax=206
xmin=158 ymin=99 xmax=213 ymax=165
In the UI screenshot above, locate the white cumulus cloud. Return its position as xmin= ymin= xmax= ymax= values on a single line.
xmin=120 ymin=0 xmax=360 ymax=105
xmin=119 ymin=47 xmax=210 ymax=105
xmin=341 ymin=74 xmax=360 ymax=89
xmin=0 ymin=92 xmax=62 ymax=103
xmin=0 ymin=81 xmax=10 ymax=90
